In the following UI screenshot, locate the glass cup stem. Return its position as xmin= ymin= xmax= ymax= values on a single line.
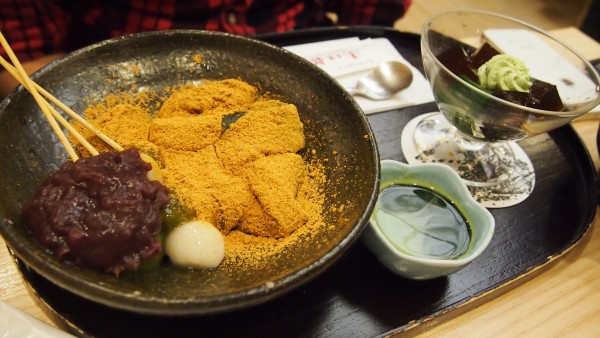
xmin=413 ymin=113 xmax=515 ymax=187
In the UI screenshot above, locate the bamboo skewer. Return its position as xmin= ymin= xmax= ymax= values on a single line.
xmin=0 ymin=31 xmax=123 ymax=161
xmin=0 ymin=56 xmax=124 ymax=153
xmin=0 ymin=55 xmax=97 ymax=159
xmin=0 ymin=32 xmax=79 ymax=161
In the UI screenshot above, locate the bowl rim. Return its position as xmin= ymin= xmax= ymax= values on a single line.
xmin=0 ymin=29 xmax=381 ymax=315
xmin=368 ymin=159 xmax=495 ymax=268
xmin=420 ymin=9 xmax=600 ymax=117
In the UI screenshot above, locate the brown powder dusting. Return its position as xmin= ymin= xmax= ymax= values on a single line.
xmin=74 ymin=79 xmax=331 ymax=271
xmin=239 ymin=153 xmax=307 ymax=238
xmin=76 ymin=100 xmax=157 ymax=156
xmin=161 ymin=146 xmax=253 ymax=234
xmin=149 ymin=115 xmax=222 ymax=151
xmin=223 ymin=160 xmax=328 ymax=270
xmin=157 ymin=79 xmax=257 ymax=118
xmin=215 ymin=99 xmax=305 ymax=171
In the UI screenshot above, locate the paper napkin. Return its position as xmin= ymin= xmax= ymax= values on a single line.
xmin=284 ymin=37 xmax=435 ymax=114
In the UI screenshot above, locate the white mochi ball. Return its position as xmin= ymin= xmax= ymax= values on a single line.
xmin=165 ymin=220 xmax=225 ymax=269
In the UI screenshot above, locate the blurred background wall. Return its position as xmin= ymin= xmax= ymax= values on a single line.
xmin=395 ymin=0 xmax=598 ymax=41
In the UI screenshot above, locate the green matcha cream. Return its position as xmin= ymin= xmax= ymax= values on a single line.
xmin=477 ymin=54 xmax=532 ymax=93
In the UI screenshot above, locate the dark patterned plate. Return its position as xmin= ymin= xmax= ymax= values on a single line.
xmin=0 ymin=30 xmax=379 ymax=316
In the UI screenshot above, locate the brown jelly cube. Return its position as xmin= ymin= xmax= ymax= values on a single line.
xmin=527 ymin=80 xmax=565 ymax=111
xmin=435 ymin=45 xmax=478 ymax=82
xmin=470 ymin=43 xmax=501 ymax=69
xmin=491 ymin=80 xmax=565 ymax=111
xmin=491 ymin=89 xmax=531 ymax=106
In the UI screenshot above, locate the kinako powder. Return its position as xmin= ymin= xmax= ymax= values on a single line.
xmin=71 ymin=79 xmax=334 ymax=271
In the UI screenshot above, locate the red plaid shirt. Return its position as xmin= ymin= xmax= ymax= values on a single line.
xmin=0 ymin=0 xmax=411 ymax=62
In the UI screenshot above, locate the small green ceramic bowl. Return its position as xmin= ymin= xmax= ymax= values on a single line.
xmin=362 ymin=160 xmax=495 ymax=280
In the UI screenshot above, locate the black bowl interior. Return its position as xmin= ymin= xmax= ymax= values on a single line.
xmin=0 ymin=30 xmax=379 ymax=315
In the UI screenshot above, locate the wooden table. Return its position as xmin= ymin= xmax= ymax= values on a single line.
xmin=1 ymin=27 xmax=599 ymax=336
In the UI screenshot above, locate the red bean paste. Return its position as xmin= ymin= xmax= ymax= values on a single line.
xmin=22 ymin=148 xmax=170 ymax=276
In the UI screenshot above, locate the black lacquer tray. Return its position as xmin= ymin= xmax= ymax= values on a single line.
xmin=14 ymin=27 xmax=598 ymax=337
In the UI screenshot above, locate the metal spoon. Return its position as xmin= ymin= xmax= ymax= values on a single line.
xmin=347 ymin=61 xmax=413 ymax=100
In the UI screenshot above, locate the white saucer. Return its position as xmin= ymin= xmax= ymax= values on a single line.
xmin=401 ymin=112 xmax=535 ymax=208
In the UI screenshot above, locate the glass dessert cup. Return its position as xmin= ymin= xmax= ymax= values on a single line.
xmin=403 ymin=10 xmax=600 ymax=207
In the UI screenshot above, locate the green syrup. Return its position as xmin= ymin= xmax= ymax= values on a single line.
xmin=372 ymin=185 xmax=471 ymax=260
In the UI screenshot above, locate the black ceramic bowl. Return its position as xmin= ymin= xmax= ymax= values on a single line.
xmin=0 ymin=30 xmax=379 ymax=315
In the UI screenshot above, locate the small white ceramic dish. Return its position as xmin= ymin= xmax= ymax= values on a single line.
xmin=0 ymin=301 xmax=74 ymax=337
xmin=362 ymin=160 xmax=495 ymax=280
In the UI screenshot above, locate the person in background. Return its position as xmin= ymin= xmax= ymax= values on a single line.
xmin=0 ymin=0 xmax=411 ymax=98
